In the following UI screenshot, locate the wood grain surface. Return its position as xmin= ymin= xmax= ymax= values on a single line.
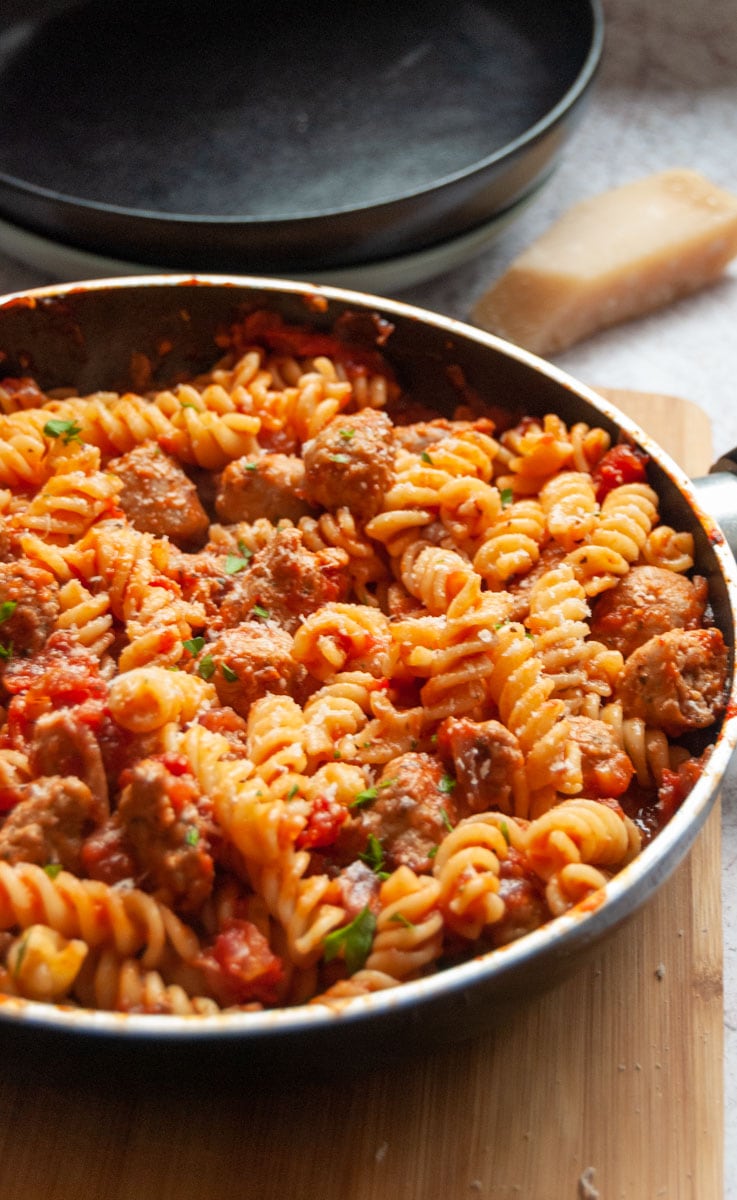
xmin=0 ymin=392 xmax=723 ymax=1200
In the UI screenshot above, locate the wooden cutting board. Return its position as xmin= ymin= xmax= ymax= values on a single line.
xmin=0 ymin=392 xmax=722 ymax=1200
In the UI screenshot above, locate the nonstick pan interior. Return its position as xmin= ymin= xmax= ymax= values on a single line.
xmin=0 ymin=0 xmax=603 ymax=272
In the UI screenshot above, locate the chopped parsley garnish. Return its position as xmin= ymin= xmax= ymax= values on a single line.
xmin=351 ymin=786 xmax=378 ymax=810
xmin=197 ymin=654 xmax=216 ymax=680
xmin=43 ymin=417 xmax=83 ymax=444
xmin=244 ymin=461 xmax=259 ymax=471
xmin=43 ymin=863 xmax=63 ymax=879
xmin=390 ymin=912 xmax=415 ymax=928
xmin=12 ymin=932 xmax=30 ymax=977
xmin=180 ymin=399 xmax=198 ymax=410
xmin=286 ymin=783 xmax=300 ymax=801
xmin=440 ymin=807 xmax=454 ymax=832
xmin=251 ymin=604 xmax=270 ymax=620
xmin=359 ymin=834 xmax=389 ymax=879
xmin=328 ymin=452 xmax=351 ymax=464
xmin=221 ymin=663 xmax=239 ymax=682
xmin=224 ymin=551 xmax=252 ymax=574
xmin=500 ymin=487 xmax=514 ymax=507
xmin=0 ymin=600 xmax=17 ymax=624
xmin=323 ymin=907 xmax=376 ymax=975
xmin=427 ymin=845 xmax=438 ymax=859
xmin=185 ymin=827 xmax=200 ymax=846
xmin=0 ymin=642 xmax=12 ymax=661
xmin=350 ymin=777 xmax=395 ymax=810
xmin=339 ymin=427 xmax=356 ymax=440
xmin=438 ymin=774 xmax=456 ymax=795
xmin=421 ymin=450 xmax=433 ymax=464
xmin=500 ymin=821 xmax=511 ymax=845
xmin=183 ymin=636 xmax=206 ymax=656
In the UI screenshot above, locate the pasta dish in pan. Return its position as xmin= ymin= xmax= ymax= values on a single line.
xmin=0 ymin=311 xmax=727 ymax=1015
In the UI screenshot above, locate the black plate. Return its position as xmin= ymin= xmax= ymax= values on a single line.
xmin=0 ymin=0 xmax=603 ymax=273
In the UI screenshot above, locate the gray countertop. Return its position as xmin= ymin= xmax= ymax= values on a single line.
xmin=0 ymin=0 xmax=734 ymax=1190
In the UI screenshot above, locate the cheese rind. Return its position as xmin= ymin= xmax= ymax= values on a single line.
xmin=471 ymin=169 xmax=737 ymax=356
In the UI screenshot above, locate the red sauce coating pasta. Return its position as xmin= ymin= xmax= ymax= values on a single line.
xmin=0 ymin=315 xmax=727 ymax=1014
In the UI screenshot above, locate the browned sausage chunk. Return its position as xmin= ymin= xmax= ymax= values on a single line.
xmin=302 ymin=409 xmax=396 ymax=519
xmin=215 ymin=453 xmax=315 ymax=524
xmin=617 ymin=627 xmax=728 ymax=736
xmin=566 ymin=716 xmax=634 ymax=798
xmin=437 ymin=717 xmax=525 ymax=815
xmin=219 ymin=527 xmax=349 ymax=633
xmin=0 ymin=561 xmax=59 ymax=662
xmin=29 ymin=710 xmax=110 ymax=812
xmin=116 ymin=758 xmax=214 ymax=912
xmin=589 ymin=565 xmax=708 ymax=659
xmin=340 ymin=752 xmax=457 ymax=874
xmin=490 ymin=848 xmax=549 ymax=947
xmin=0 ymin=776 xmax=103 ymax=872
xmin=108 ymin=444 xmax=209 ymax=549
xmin=200 ymin=621 xmax=305 ymax=717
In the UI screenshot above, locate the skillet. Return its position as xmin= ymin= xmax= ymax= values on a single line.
xmin=0 ymin=274 xmax=734 ymax=1079
xmin=0 ymin=0 xmax=603 ymax=273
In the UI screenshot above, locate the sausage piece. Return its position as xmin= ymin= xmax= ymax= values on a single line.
xmin=589 ymin=565 xmax=708 ymax=659
xmin=219 ymin=526 xmax=349 ymax=633
xmin=0 ymin=561 xmax=59 ymax=663
xmin=617 ymin=626 xmax=728 ymax=736
xmin=199 ymin=621 xmax=305 ymax=717
xmin=116 ymin=757 xmax=214 ymax=912
xmin=302 ymin=409 xmax=396 ymax=519
xmin=215 ymin=453 xmax=315 ymax=525
xmin=0 ymin=776 xmax=103 ymax=872
xmin=437 ymin=717 xmax=525 ymax=815
xmin=30 ymin=710 xmax=110 ymax=812
xmin=339 ymin=752 xmax=456 ymax=874
xmin=108 ymin=444 xmax=209 ymax=549
xmin=566 ymin=716 xmax=635 ymax=798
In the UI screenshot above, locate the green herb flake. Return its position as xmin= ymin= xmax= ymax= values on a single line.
xmin=390 ymin=912 xmax=415 ymax=928
xmin=185 ymin=827 xmax=200 ymax=846
xmin=0 ymin=600 xmax=17 ymax=624
xmin=359 ymin=834 xmax=388 ymax=878
xmin=287 ymin=783 xmax=300 ymax=801
xmin=197 ymin=654 xmax=216 ymax=681
xmin=438 ymin=774 xmax=456 ymax=795
xmin=12 ymin=932 xmax=30 ymax=978
xmin=43 ymin=863 xmax=63 ymax=879
xmin=440 ymin=807 xmax=454 ymax=832
xmin=0 ymin=642 xmax=13 ymax=661
xmin=183 ymin=636 xmax=206 ymax=656
xmin=421 ymin=450 xmax=433 ymax=464
xmin=323 ymin=907 xmax=377 ymax=975
xmin=224 ymin=552 xmax=252 ymax=575
xmin=500 ymin=487 xmax=514 ymax=507
xmin=221 ymin=663 xmax=239 ymax=683
xmin=500 ymin=821 xmax=511 ymax=846
xmin=427 ymin=845 xmax=439 ymax=859
xmin=244 ymin=461 xmax=259 ymax=472
xmin=350 ymin=786 xmax=378 ymax=810
xmin=43 ymin=417 xmax=83 ymax=444
xmin=328 ymin=452 xmax=351 ymax=464
xmin=180 ymin=400 xmax=199 ymax=410
xmin=339 ymin=427 xmax=356 ymax=440
xmin=251 ymin=605 xmax=270 ymax=620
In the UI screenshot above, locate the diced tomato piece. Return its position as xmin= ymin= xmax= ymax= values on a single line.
xmin=592 ymin=444 xmax=649 ymax=502
xmin=196 ymin=919 xmax=285 ymax=1006
xmin=296 ymin=793 xmax=347 ymax=850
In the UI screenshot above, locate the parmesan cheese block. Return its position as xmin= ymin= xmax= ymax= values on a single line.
xmin=471 ymin=169 xmax=737 ymax=356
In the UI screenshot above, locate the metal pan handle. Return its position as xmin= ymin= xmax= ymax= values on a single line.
xmin=693 ymin=452 xmax=737 ymax=557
